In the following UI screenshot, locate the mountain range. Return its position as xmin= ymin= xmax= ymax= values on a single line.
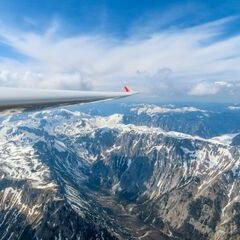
xmin=0 ymin=103 xmax=239 ymax=240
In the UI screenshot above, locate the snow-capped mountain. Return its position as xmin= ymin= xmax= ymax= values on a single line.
xmin=122 ymin=104 xmax=240 ymax=138
xmin=0 ymin=105 xmax=239 ymax=240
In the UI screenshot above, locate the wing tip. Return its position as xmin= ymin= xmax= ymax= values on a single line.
xmin=124 ymin=85 xmax=131 ymax=92
xmin=123 ymin=85 xmax=138 ymax=96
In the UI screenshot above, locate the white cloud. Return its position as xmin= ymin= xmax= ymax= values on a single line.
xmin=188 ymin=82 xmax=221 ymax=96
xmin=0 ymin=17 xmax=239 ymax=101
xmin=188 ymin=80 xmax=240 ymax=96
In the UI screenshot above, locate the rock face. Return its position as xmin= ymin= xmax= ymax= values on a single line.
xmin=0 ymin=106 xmax=239 ymax=240
xmin=232 ymin=134 xmax=240 ymax=146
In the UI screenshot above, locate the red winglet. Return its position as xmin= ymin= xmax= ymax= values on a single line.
xmin=124 ymin=85 xmax=131 ymax=92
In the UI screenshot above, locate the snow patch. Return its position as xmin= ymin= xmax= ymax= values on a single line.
xmin=210 ymin=133 xmax=239 ymax=145
xmin=131 ymin=104 xmax=206 ymax=116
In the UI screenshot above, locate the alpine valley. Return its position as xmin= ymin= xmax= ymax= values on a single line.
xmin=0 ymin=103 xmax=239 ymax=240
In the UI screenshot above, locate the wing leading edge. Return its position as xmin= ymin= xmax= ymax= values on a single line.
xmin=0 ymin=86 xmax=137 ymax=112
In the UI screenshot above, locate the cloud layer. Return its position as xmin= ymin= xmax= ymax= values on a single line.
xmin=0 ymin=16 xmax=240 ymax=101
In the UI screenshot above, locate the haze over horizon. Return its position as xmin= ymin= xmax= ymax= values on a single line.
xmin=0 ymin=0 xmax=240 ymax=102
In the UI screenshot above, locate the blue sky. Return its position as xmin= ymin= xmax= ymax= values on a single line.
xmin=0 ymin=0 xmax=240 ymax=102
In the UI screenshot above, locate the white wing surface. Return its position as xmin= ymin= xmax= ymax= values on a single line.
xmin=0 ymin=86 xmax=137 ymax=112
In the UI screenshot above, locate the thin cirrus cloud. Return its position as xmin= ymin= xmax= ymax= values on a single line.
xmin=0 ymin=16 xmax=239 ymax=101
